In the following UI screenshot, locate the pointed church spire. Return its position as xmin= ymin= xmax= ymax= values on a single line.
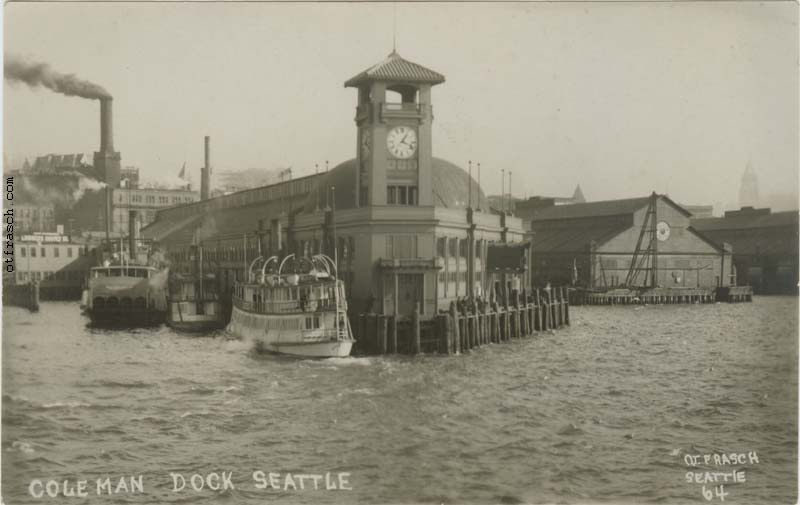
xmin=572 ymin=184 xmax=586 ymax=203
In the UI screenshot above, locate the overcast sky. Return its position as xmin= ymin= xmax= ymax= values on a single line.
xmin=4 ymin=2 xmax=798 ymax=211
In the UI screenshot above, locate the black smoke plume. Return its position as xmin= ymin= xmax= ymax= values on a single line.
xmin=4 ymin=55 xmax=111 ymax=100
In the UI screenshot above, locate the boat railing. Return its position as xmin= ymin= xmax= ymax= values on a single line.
xmin=169 ymin=293 xmax=220 ymax=302
xmin=302 ymin=327 xmax=352 ymax=342
xmin=233 ymin=296 xmax=339 ymax=315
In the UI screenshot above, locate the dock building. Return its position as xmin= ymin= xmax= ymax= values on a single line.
xmin=692 ymin=207 xmax=799 ymax=294
xmin=527 ymin=194 xmax=734 ymax=289
xmin=143 ymin=51 xmax=529 ymax=320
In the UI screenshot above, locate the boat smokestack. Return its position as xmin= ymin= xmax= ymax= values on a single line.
xmin=201 ymin=136 xmax=210 ymax=201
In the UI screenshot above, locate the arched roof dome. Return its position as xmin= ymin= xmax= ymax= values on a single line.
xmin=302 ymin=157 xmax=488 ymax=214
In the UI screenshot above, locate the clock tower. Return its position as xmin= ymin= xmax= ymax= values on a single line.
xmin=345 ymin=51 xmax=445 ymax=207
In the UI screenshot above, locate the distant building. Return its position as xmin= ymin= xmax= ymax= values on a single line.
xmin=529 ymin=194 xmax=733 ymax=289
xmin=513 ymin=185 xmax=587 ymax=222
xmin=29 ymin=153 xmax=94 ymax=176
xmin=111 ymin=187 xmax=200 ymax=234
xmin=680 ymin=204 xmax=714 ymax=218
xmin=120 ymin=167 xmax=140 ymax=189
xmin=692 ymin=207 xmax=799 ymax=294
xmin=739 ymin=162 xmax=759 ymax=208
xmin=16 ymin=203 xmax=56 ymax=233
xmin=13 ymin=229 xmax=96 ymax=299
xmin=68 ymin=187 xmax=200 ymax=236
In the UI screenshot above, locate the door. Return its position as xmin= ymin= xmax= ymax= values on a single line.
xmin=397 ymin=274 xmax=423 ymax=316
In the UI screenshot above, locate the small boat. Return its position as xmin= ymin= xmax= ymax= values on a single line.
xmin=167 ymin=245 xmax=227 ymax=332
xmin=82 ymin=263 xmax=168 ymax=326
xmin=227 ymin=253 xmax=354 ymax=358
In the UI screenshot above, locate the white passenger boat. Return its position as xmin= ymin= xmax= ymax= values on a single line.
xmin=227 ymin=254 xmax=354 ymax=358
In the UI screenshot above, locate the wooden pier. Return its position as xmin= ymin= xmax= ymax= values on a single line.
xmin=571 ymin=285 xmax=753 ymax=305
xmin=356 ymin=287 xmax=570 ymax=355
xmin=3 ymin=282 xmax=40 ymax=312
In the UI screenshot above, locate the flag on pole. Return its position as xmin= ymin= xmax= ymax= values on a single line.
xmin=178 ymin=161 xmax=186 ymax=179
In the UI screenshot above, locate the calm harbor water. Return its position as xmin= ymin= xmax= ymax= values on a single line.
xmin=2 ymin=298 xmax=797 ymax=504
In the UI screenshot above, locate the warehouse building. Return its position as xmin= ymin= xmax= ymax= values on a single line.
xmin=528 ymin=194 xmax=733 ymax=289
xmin=692 ymin=207 xmax=798 ymax=294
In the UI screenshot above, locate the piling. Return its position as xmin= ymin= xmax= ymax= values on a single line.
xmin=411 ymin=305 xmax=421 ymax=354
xmin=377 ymin=315 xmax=388 ymax=355
xmin=492 ymin=301 xmax=500 ymax=343
xmin=450 ymin=302 xmax=461 ymax=354
xmin=30 ymin=282 xmax=40 ymax=312
xmin=389 ymin=315 xmax=398 ymax=354
xmin=441 ymin=313 xmax=452 ymax=354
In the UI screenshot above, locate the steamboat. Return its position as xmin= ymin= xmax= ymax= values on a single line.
xmin=228 ymin=254 xmax=354 ymax=357
xmin=167 ymin=244 xmax=227 ymax=332
xmin=82 ymin=262 xmax=168 ymax=326
xmin=81 ymin=231 xmax=168 ymax=326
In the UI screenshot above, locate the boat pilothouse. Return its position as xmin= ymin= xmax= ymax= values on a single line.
xmin=227 ymin=254 xmax=354 ymax=358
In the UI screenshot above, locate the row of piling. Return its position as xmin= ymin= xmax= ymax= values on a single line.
xmin=574 ymin=286 xmax=754 ymax=305
xmin=2 ymin=281 xmax=40 ymax=312
xmin=356 ymin=287 xmax=570 ymax=355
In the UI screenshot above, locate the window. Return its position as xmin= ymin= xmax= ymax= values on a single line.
xmin=386 ymin=185 xmax=418 ymax=206
xmin=41 ymin=247 xmax=46 ymax=258
xmin=436 ymin=237 xmax=446 ymax=258
xmin=459 ymin=239 xmax=468 ymax=258
xmin=448 ymin=238 xmax=457 ymax=258
xmin=31 ymin=247 xmax=37 ymax=258
xmin=67 ymin=247 xmax=73 ymax=258
xmin=54 ymin=247 xmax=60 ymax=258
xmin=20 ymin=247 xmax=26 ymax=258
xmin=475 ymin=240 xmax=483 ymax=259
xmin=386 ymin=235 xmax=417 ymax=258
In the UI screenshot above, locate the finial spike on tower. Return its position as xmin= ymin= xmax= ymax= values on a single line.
xmin=393 ymin=2 xmax=397 ymax=52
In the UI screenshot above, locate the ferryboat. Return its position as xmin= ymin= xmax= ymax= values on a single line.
xmin=166 ymin=245 xmax=227 ymax=332
xmin=227 ymin=254 xmax=354 ymax=357
xmin=82 ymin=262 xmax=168 ymax=326
xmin=81 ymin=232 xmax=169 ymax=326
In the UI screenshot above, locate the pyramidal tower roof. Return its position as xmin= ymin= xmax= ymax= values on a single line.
xmin=572 ymin=184 xmax=586 ymax=203
xmin=345 ymin=51 xmax=445 ymax=87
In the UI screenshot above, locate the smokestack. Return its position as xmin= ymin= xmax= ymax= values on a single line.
xmin=201 ymin=136 xmax=210 ymax=201
xmin=128 ymin=210 xmax=138 ymax=260
xmin=100 ymin=98 xmax=114 ymax=152
xmin=94 ymin=98 xmax=121 ymax=190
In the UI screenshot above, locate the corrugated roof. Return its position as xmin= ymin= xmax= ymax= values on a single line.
xmin=529 ymin=194 xmax=692 ymax=222
xmin=345 ymin=51 xmax=445 ymax=87
xmin=141 ymin=213 xmax=203 ymax=243
xmin=530 ymin=197 xmax=651 ymax=221
xmin=692 ymin=210 xmax=799 ymax=232
xmin=691 ymin=211 xmax=799 ymax=257
xmin=531 ymin=221 xmax=631 ymax=253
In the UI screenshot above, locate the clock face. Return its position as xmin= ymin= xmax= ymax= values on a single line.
xmin=360 ymin=130 xmax=371 ymax=158
xmin=386 ymin=126 xmax=417 ymax=159
xmin=656 ymin=221 xmax=671 ymax=242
